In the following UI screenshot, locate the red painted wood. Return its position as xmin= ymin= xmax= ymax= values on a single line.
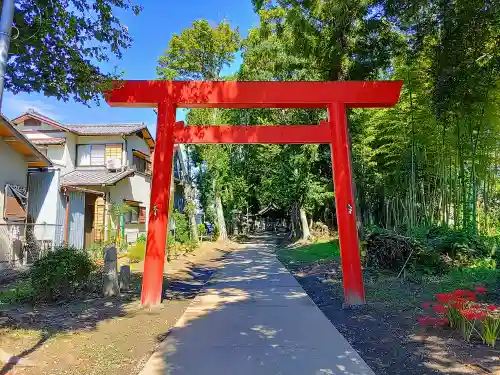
xmin=173 ymin=121 xmax=331 ymax=144
xmin=105 ymin=79 xmax=402 ymax=307
xmin=329 ymin=102 xmax=365 ymax=305
xmin=141 ymin=102 xmax=175 ymax=306
xmin=105 ymin=80 xmax=402 ymax=109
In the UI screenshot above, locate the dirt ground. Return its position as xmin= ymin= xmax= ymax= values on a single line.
xmin=287 ymin=259 xmax=500 ymax=375
xmin=0 ymin=241 xmax=240 ymax=375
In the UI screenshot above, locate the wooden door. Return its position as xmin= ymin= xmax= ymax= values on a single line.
xmin=84 ymin=194 xmax=97 ymax=248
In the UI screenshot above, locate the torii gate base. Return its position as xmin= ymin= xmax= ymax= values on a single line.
xmin=106 ymin=80 xmax=402 ymax=307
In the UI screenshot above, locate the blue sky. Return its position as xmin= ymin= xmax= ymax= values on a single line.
xmin=3 ymin=0 xmax=259 ymax=137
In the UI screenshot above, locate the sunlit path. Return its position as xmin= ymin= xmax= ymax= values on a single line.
xmin=139 ymin=235 xmax=374 ymax=375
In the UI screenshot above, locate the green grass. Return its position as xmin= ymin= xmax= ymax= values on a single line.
xmin=278 ymin=240 xmax=340 ymax=265
xmin=0 ymin=280 xmax=34 ymax=305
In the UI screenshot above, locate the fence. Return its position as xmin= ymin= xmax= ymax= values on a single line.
xmin=0 ymin=223 xmax=63 ymax=268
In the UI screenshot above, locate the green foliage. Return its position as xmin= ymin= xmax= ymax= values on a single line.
xmin=173 ymin=210 xmax=190 ymax=244
xmin=30 ymin=247 xmax=96 ymax=301
xmin=212 ymin=224 xmax=220 ymax=241
xmin=0 ymin=281 xmax=34 ymax=305
xmin=85 ymin=242 xmax=104 ymax=262
xmin=426 ymin=226 xmax=492 ymax=267
xmin=198 ymin=223 xmax=206 ymax=236
xmin=9 ymin=0 xmax=142 ymax=103
xmin=365 ymin=226 xmax=496 ymax=274
xmin=127 ymin=242 xmax=146 ymax=263
xmin=136 ymin=233 xmax=147 ymax=244
xmin=157 ymin=20 xmax=241 ymax=80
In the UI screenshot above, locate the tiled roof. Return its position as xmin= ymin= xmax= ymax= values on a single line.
xmin=64 ymin=123 xmax=146 ymax=135
xmin=60 ymin=168 xmax=135 ymax=186
xmin=31 ymin=138 xmax=66 ymax=145
xmin=12 ymin=110 xmax=155 ymax=148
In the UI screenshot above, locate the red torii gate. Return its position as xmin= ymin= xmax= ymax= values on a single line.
xmin=105 ymin=80 xmax=402 ymax=307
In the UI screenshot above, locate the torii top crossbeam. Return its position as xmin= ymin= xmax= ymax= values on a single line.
xmin=105 ymin=79 xmax=403 ymax=308
xmin=106 ymin=80 xmax=402 ymax=109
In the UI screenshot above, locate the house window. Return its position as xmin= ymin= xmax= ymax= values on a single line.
xmin=77 ymin=144 xmax=122 ymax=166
xmin=133 ymin=154 xmax=151 ymax=175
xmin=124 ymin=206 xmax=139 ymax=224
xmin=24 ymin=118 xmax=41 ymax=127
xmin=105 ymin=144 xmax=122 ymax=162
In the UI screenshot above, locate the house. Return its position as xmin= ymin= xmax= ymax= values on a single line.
xmin=0 ymin=115 xmax=51 ymax=268
xmin=12 ymin=109 xmax=156 ymax=249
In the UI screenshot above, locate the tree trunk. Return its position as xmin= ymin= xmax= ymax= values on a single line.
xmin=299 ymin=206 xmax=310 ymax=240
xmin=215 ymin=193 xmax=228 ymax=240
xmin=183 ymin=184 xmax=199 ymax=242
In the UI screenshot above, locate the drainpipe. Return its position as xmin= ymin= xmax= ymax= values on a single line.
xmin=63 ymin=189 xmax=70 ymax=245
xmin=121 ymin=135 xmax=128 ymax=170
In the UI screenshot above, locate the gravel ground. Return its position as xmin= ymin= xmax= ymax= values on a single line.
xmin=284 ymin=258 xmax=500 ymax=375
xmin=0 ymin=241 xmax=239 ymax=375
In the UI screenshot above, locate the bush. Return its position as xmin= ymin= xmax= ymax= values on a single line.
xmin=365 ymin=225 xmax=495 ymax=274
xmin=427 ymin=226 xmax=491 ymax=267
xmin=136 ymin=233 xmax=147 ymax=244
xmin=85 ymin=242 xmax=104 ymax=262
xmin=127 ymin=242 xmax=146 ymax=263
xmin=30 ymin=247 xmax=96 ymax=301
xmin=173 ymin=210 xmax=190 ymax=244
xmin=198 ymin=223 xmax=206 ymax=236
xmin=364 ymin=228 xmax=424 ymax=271
xmin=212 ymin=224 xmax=220 ymax=241
xmin=0 ymin=281 xmax=34 ymax=304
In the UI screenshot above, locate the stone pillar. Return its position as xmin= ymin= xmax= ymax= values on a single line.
xmin=103 ymin=245 xmax=119 ymax=297
xmin=119 ymin=265 xmax=131 ymax=291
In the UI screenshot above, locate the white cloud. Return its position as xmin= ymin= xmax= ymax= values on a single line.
xmin=3 ymin=96 xmax=63 ymax=121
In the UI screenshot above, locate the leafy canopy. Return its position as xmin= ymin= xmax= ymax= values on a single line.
xmin=157 ymin=20 xmax=241 ymax=80
xmin=7 ymin=0 xmax=142 ymax=104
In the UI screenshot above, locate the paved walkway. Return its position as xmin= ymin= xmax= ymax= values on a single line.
xmin=140 ymin=239 xmax=374 ymax=375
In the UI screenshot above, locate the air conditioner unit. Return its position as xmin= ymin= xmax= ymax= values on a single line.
xmin=106 ymin=158 xmax=122 ymax=171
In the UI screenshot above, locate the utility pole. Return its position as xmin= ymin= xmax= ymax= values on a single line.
xmin=0 ymin=0 xmax=14 ymax=111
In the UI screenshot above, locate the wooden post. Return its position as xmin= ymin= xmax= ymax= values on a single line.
xmin=328 ymin=102 xmax=365 ymax=305
xmin=141 ymin=102 xmax=176 ymax=306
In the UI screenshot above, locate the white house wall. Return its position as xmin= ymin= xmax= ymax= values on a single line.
xmin=63 ymin=133 xmax=76 ymax=174
xmin=0 ymin=138 xmax=28 ymax=268
xmin=127 ymin=134 xmax=151 ymax=165
xmin=109 ymin=173 xmax=151 ymax=242
xmin=27 ymin=170 xmax=61 ymax=242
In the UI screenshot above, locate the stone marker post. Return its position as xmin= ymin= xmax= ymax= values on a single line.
xmin=103 ymin=245 xmax=119 ymax=297
xmin=119 ymin=265 xmax=131 ymax=291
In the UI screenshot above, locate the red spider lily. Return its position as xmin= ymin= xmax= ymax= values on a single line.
xmin=487 ymin=305 xmax=497 ymax=311
xmin=436 ymin=293 xmax=453 ymax=304
xmin=462 ymin=290 xmax=477 ymax=302
xmin=471 ymin=304 xmax=481 ymax=309
xmin=423 ymin=302 xmax=431 ymax=309
xmin=451 ymin=297 xmax=469 ymax=309
xmin=433 ymin=305 xmax=448 ymax=314
xmin=453 ymin=289 xmax=477 ymax=301
xmin=475 ymin=286 xmax=487 ymax=294
xmin=461 ymin=309 xmax=486 ymax=321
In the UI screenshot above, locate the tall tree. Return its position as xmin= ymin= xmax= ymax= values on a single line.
xmin=157 ymin=20 xmax=241 ymax=241
xmin=6 ymin=0 xmax=142 ymax=103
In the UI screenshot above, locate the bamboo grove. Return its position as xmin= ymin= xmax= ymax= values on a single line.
xmin=158 ymin=0 xmax=500 ymax=239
